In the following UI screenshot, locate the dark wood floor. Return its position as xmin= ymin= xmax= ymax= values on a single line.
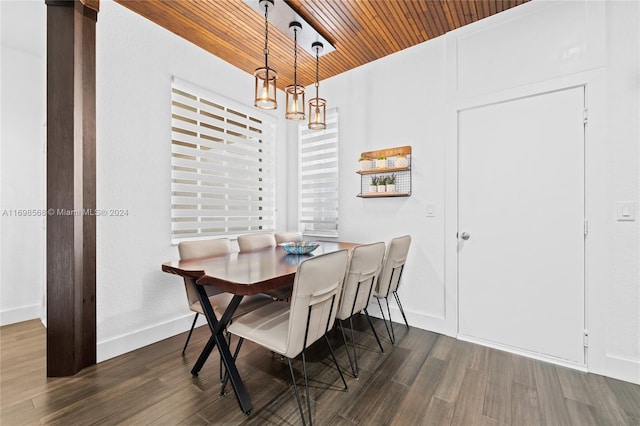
xmin=1 ymin=317 xmax=639 ymax=425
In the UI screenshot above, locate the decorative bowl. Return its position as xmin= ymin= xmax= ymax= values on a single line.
xmin=279 ymin=241 xmax=320 ymax=255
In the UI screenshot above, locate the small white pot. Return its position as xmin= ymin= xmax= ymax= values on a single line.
xmin=395 ymin=157 xmax=408 ymax=168
xmin=386 ymin=184 xmax=396 ymax=193
xmin=368 ymin=185 xmax=377 ymax=193
xmin=360 ymin=160 xmax=373 ymax=171
xmin=377 ymin=184 xmax=386 ymax=192
xmin=375 ymin=159 xmax=387 ymax=169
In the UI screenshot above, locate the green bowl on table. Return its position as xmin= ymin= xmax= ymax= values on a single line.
xmin=278 ymin=241 xmax=320 ymax=255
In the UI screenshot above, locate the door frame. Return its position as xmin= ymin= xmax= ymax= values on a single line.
xmin=444 ymin=69 xmax=608 ymax=372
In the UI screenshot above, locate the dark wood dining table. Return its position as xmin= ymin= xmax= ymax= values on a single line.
xmin=161 ymin=241 xmax=358 ymax=415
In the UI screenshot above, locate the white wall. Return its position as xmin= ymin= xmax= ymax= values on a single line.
xmin=0 ymin=1 xmax=46 ymax=326
xmin=599 ymin=0 xmax=640 ymax=382
xmin=95 ymin=0 xmax=289 ymax=361
xmin=313 ymin=0 xmax=639 ymax=384
xmin=313 ymin=38 xmax=449 ymax=333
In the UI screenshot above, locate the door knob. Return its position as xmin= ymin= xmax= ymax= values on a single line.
xmin=460 ymin=232 xmax=470 ymax=240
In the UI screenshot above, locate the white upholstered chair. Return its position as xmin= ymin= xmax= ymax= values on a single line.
xmin=335 ymin=242 xmax=386 ymax=377
xmin=237 ymin=232 xmax=277 ymax=252
xmin=274 ymin=231 xmax=303 ymax=244
xmin=373 ymin=235 xmax=411 ymax=344
xmin=238 ymin=232 xmax=292 ymax=300
xmin=227 ymin=250 xmax=350 ymax=426
xmin=178 ymin=238 xmax=273 ymax=355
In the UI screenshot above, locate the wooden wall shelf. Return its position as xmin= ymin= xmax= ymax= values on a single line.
xmin=357 ymin=146 xmax=412 ymax=198
xmin=357 ymin=192 xmax=411 ymax=198
xmin=359 ymin=145 xmax=411 ymax=160
xmin=357 ymin=166 xmax=410 ymax=175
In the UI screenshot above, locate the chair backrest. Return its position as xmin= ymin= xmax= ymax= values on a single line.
xmin=237 ymin=232 xmax=276 ymax=252
xmin=336 ymin=242 xmax=386 ymax=320
xmin=274 ymin=231 xmax=303 ymax=244
xmin=178 ymin=238 xmax=232 ymax=306
xmin=375 ymin=235 xmax=411 ymax=298
xmin=284 ymin=250 xmax=349 ymax=359
xmin=178 ymin=238 xmax=231 ymax=260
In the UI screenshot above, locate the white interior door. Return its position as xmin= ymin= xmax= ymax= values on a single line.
xmin=458 ymin=87 xmax=585 ymax=365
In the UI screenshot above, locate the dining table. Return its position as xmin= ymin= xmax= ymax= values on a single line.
xmin=161 ymin=241 xmax=358 ymax=416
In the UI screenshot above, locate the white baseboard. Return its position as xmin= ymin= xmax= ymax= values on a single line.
xmin=0 ymin=304 xmax=41 ymax=326
xmin=592 ymin=354 xmax=640 ymax=385
xmin=97 ymin=313 xmax=207 ymax=362
xmin=91 ymin=304 xmax=639 ymax=386
xmin=457 ymin=334 xmax=588 ymax=371
xmin=366 ymin=300 xmax=455 ymax=338
xmin=367 ymin=301 xmax=639 ymax=385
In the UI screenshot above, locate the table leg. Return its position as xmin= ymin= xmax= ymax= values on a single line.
xmin=192 ymin=285 xmax=253 ymax=415
xmin=215 ymin=329 xmax=252 ymax=414
xmin=191 ymin=335 xmax=216 ymax=376
xmin=190 ymin=288 xmax=238 ymax=376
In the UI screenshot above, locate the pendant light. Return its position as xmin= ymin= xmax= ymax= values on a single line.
xmin=308 ymin=41 xmax=326 ymax=130
xmin=254 ymin=0 xmax=277 ymax=110
xmin=285 ymin=21 xmax=305 ymax=120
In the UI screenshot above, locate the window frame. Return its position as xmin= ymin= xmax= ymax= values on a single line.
xmin=297 ymin=108 xmax=339 ymax=238
xmin=170 ymin=77 xmax=277 ymax=244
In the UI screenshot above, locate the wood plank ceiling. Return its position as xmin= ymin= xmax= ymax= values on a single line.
xmin=115 ymin=0 xmax=529 ymax=89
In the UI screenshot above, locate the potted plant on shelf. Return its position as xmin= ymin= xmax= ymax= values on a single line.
xmin=386 ymin=173 xmax=396 ymax=193
xmin=369 ymin=176 xmax=379 ymax=193
xmin=377 ymin=176 xmax=387 ymax=193
xmin=359 ymin=156 xmax=373 ymax=171
xmin=395 ymin=154 xmax=409 ymax=168
xmin=375 ymin=155 xmax=387 ymax=169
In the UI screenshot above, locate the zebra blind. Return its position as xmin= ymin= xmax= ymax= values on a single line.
xmin=298 ymin=109 xmax=339 ymax=237
xmin=171 ymin=78 xmax=276 ymax=243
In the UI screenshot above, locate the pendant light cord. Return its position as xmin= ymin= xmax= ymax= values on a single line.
xmin=293 ymin=27 xmax=298 ymax=87
xmin=315 ymin=48 xmax=320 ymax=95
xmin=263 ymin=4 xmax=270 ymax=75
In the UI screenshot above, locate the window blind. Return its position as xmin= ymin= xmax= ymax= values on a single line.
xmin=298 ymin=109 xmax=339 ymax=237
xmin=171 ymin=78 xmax=276 ymax=243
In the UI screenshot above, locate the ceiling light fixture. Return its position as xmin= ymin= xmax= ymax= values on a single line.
xmin=244 ymin=0 xmax=335 ymax=57
xmin=285 ymin=21 xmax=305 ymax=120
xmin=254 ymin=0 xmax=277 ymax=110
xmin=308 ymin=41 xmax=326 ymax=130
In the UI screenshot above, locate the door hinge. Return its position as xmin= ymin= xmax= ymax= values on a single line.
xmin=584 ymin=220 xmax=588 ymax=236
xmin=583 ymin=108 xmax=588 ymax=124
xmin=583 ymin=331 xmax=589 ymax=348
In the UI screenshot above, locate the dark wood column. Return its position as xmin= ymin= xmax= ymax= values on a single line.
xmin=46 ymin=0 xmax=98 ymax=377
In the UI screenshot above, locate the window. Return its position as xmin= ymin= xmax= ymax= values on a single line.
xmin=170 ymin=78 xmax=276 ymax=243
xmin=298 ymin=109 xmax=339 ymax=237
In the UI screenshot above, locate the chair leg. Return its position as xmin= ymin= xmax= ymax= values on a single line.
xmin=339 ymin=320 xmax=357 ymax=378
xmin=384 ymin=297 xmax=396 ymax=344
xmin=364 ymin=309 xmax=384 ymax=354
xmin=393 ymin=291 xmax=409 ymax=329
xmin=324 ymin=335 xmax=349 ymax=391
xmin=182 ymin=313 xmax=199 ymax=355
xmin=301 ymin=350 xmax=313 ymax=426
xmin=376 ymin=297 xmax=394 ymax=345
xmin=287 ymin=358 xmax=307 ymax=426
xmin=348 ymin=317 xmax=359 ymax=378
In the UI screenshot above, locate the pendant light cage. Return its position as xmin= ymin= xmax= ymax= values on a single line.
xmin=254 ymin=0 xmax=278 ymax=110
xmin=285 ymin=21 xmax=305 ymax=120
xmin=308 ymin=41 xmax=326 ymax=130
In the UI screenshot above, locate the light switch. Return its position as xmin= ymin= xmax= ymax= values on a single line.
xmin=426 ymin=204 xmax=436 ymax=218
xmin=616 ymin=201 xmax=636 ymax=221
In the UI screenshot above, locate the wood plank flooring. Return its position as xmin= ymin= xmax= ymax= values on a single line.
xmin=2 ymin=318 xmax=639 ymax=425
